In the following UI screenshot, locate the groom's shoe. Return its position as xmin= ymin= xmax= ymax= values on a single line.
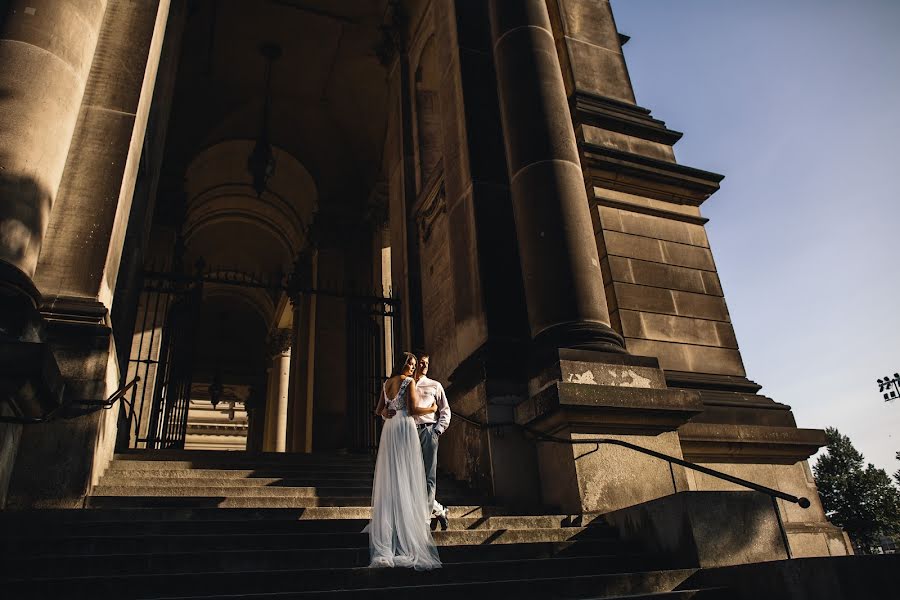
xmin=436 ymin=508 xmax=449 ymax=531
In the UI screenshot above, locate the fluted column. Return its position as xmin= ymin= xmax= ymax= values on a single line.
xmin=489 ymin=0 xmax=624 ymax=352
xmin=266 ymin=329 xmax=293 ymax=453
xmin=0 ymin=1 xmax=107 ymax=292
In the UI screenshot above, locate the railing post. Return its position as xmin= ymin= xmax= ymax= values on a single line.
xmin=772 ymin=496 xmax=793 ymax=559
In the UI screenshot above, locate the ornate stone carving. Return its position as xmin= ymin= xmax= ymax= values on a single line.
xmin=267 ymin=328 xmax=293 ymax=356
xmin=415 ymin=177 xmax=446 ymax=243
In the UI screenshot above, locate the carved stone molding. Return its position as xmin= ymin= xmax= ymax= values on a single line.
xmin=267 ymin=328 xmax=293 ymax=357
xmin=414 ymin=175 xmax=446 ymax=243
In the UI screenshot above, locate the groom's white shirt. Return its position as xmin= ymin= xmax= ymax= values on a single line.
xmin=413 ymin=375 xmax=451 ymax=434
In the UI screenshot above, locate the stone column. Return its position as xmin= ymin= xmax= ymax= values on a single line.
xmin=0 ymin=0 xmax=107 ymax=336
xmin=262 ymin=366 xmax=275 ymax=452
xmin=3 ymin=1 xmax=174 ymax=509
xmin=288 ymin=249 xmax=317 ymax=453
xmin=488 ymin=0 xmax=624 ymax=353
xmin=266 ymin=329 xmax=292 ymax=453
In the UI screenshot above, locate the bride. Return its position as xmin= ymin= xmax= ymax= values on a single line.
xmin=365 ymin=351 xmax=442 ymax=570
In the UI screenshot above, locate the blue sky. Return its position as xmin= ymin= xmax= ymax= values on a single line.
xmin=610 ymin=0 xmax=900 ymax=473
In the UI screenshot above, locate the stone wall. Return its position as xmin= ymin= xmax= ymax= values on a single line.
xmin=595 ymin=199 xmax=745 ymax=377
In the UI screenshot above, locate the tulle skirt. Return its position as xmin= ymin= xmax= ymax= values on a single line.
xmin=364 ymin=412 xmax=442 ymax=570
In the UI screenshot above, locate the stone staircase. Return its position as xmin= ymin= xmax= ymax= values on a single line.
xmin=0 ymin=450 xmax=730 ymax=599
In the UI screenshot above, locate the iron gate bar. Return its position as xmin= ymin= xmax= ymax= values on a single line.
xmin=347 ymin=298 xmax=397 ymax=453
xmin=125 ymin=270 xmax=202 ymax=450
xmin=143 ymin=268 xmax=402 ymax=305
xmin=125 ymin=265 xmax=398 ymax=453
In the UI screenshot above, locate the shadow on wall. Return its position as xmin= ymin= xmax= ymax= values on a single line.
xmin=680 ymin=554 xmax=900 ymax=600
xmin=0 ymin=172 xmax=52 ymax=276
xmin=0 ymin=86 xmax=55 ymax=347
xmin=605 ymin=491 xmax=790 ymax=569
xmin=0 ymin=81 xmax=50 ymax=274
xmin=0 ymin=86 xmax=29 ymax=508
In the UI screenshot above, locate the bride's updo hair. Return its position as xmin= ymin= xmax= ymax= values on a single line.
xmin=392 ymin=352 xmax=417 ymax=377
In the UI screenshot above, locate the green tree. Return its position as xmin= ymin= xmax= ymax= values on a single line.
xmin=813 ymin=427 xmax=900 ymax=553
xmin=894 ymin=451 xmax=900 ymax=489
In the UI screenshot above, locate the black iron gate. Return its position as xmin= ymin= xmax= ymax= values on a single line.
xmin=348 ymin=298 xmax=400 ymax=453
xmin=120 ymin=261 xmax=400 ymax=453
xmin=123 ymin=271 xmax=202 ymax=449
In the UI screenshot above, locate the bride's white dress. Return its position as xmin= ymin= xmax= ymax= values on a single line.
xmin=364 ymin=377 xmax=442 ymax=570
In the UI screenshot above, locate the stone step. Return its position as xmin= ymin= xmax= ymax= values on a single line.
xmin=98 ymin=473 xmax=474 ymax=491
xmin=0 ymin=540 xmax=634 ymax=578
xmin=88 ymin=487 xmax=488 ymax=508
xmin=111 ymin=450 xmax=375 ymax=463
xmin=98 ymin=477 xmax=377 ymax=488
xmin=93 ymin=485 xmax=376 ymax=497
xmin=1 ymin=514 xmax=606 ymax=537
xmin=100 ymin=469 xmax=379 ymax=480
xmin=5 ymin=506 xmax=516 ymax=521
xmin=1 ymin=558 xmax=695 ymax=599
xmin=138 ymin=569 xmax=705 ymax=600
xmin=99 ymin=472 xmax=470 ymax=485
xmin=84 ymin=495 xmax=494 ymax=509
xmin=3 ymin=526 xmax=615 ymax=557
xmin=96 ymin=476 xmax=475 ymax=494
xmin=105 ymin=460 xmax=376 ymax=472
xmin=148 ymin=589 xmax=729 ymax=600
xmin=559 ymin=592 xmax=728 ymax=600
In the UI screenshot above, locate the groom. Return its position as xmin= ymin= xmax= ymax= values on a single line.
xmin=413 ymin=354 xmax=451 ymax=530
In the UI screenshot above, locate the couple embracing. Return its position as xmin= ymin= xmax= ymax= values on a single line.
xmin=365 ymin=352 xmax=451 ymax=570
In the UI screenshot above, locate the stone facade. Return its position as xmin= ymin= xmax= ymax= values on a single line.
xmin=0 ymin=0 xmax=850 ymax=560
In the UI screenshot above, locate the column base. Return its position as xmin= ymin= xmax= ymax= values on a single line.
xmin=6 ymin=300 xmax=119 ymax=509
xmin=534 ymin=321 xmax=626 ymax=354
xmin=442 ymin=341 xmax=544 ymax=511
xmin=519 ymin=349 xmax=702 ymax=513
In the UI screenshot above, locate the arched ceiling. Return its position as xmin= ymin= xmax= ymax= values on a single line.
xmin=155 ymin=0 xmax=393 ymax=378
xmin=183 ymin=140 xmax=316 ymax=277
xmin=160 ymin=0 xmax=390 ymax=209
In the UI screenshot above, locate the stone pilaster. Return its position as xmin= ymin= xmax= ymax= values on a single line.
xmin=488 ymin=0 xmax=624 ymax=353
xmin=34 ymin=0 xmax=172 ymax=308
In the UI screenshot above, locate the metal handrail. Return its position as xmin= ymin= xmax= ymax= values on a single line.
xmin=0 ymin=377 xmax=141 ymax=425
xmin=0 ymin=401 xmax=68 ymax=425
xmin=453 ymin=411 xmax=811 ymax=509
xmin=82 ymin=376 xmax=142 ymax=409
xmin=454 ymin=410 xmax=807 ymax=558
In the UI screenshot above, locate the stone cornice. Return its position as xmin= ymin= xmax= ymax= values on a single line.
xmin=39 ymin=295 xmax=109 ymax=331
xmin=593 ymin=196 xmax=709 ymax=226
xmin=582 ymin=143 xmax=724 ymax=206
xmin=516 ymin=382 xmax=704 ymax=436
xmin=678 ymin=422 xmax=827 ymax=464
xmin=571 ymin=91 xmax=684 ymax=146
xmin=665 ymin=371 xmax=763 ymax=394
